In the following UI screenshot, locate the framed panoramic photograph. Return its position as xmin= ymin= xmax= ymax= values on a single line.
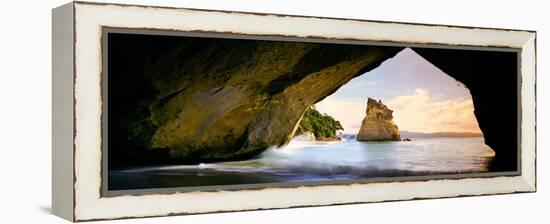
xmin=52 ymin=1 xmax=536 ymax=222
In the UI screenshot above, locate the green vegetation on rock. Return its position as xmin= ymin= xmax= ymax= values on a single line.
xmin=297 ymin=107 xmax=343 ymax=139
xmin=108 ymin=33 xmax=402 ymax=166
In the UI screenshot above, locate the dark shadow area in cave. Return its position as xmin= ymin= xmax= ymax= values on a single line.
xmin=412 ymin=48 xmax=518 ymax=171
xmin=106 ymin=32 xmax=518 ymax=172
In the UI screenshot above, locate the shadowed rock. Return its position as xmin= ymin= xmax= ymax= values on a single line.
xmin=412 ymin=48 xmax=518 ymax=171
xmin=108 ymin=34 xmax=402 ymax=165
xmin=108 ymin=34 xmax=519 ymax=172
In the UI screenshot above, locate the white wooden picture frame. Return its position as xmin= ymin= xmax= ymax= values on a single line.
xmin=52 ymin=1 xmax=536 ymax=221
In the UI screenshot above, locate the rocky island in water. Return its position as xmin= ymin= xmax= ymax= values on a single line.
xmin=357 ymin=98 xmax=401 ymax=141
xmin=295 ymin=97 xmax=402 ymax=142
xmin=105 ymin=34 xmax=507 ymax=190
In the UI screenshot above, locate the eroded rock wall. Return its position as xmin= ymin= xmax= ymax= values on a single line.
xmin=413 ymin=48 xmax=519 ymax=171
xmin=108 ymin=33 xmax=402 ymax=166
xmin=108 ymin=33 xmax=519 ymax=172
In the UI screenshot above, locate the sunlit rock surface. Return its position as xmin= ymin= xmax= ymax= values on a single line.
xmin=108 ymin=34 xmax=402 ymax=165
xmin=293 ymin=132 xmax=316 ymax=142
xmin=356 ymin=98 xmax=401 ymax=141
xmin=109 ymin=34 xmax=519 ymax=171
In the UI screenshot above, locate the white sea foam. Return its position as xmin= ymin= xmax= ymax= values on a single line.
xmin=120 ymin=136 xmax=495 ymax=175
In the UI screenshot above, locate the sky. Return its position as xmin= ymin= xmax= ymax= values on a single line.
xmin=315 ymin=48 xmax=482 ymax=134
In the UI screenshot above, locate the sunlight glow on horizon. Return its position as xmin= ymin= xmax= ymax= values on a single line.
xmin=314 ymin=48 xmax=482 ymax=134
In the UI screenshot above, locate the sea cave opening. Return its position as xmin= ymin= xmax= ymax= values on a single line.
xmin=285 ymin=47 xmax=496 ymax=174
xmin=107 ymin=33 xmax=519 ymax=192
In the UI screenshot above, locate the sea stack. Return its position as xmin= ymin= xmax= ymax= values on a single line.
xmin=356 ymin=98 xmax=401 ymax=141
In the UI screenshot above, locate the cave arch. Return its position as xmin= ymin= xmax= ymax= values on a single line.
xmin=411 ymin=48 xmax=518 ymax=171
xmin=108 ymin=33 xmax=519 ymax=171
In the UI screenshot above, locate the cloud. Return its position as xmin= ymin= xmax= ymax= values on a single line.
xmin=385 ymin=89 xmax=481 ymax=133
xmin=314 ymin=98 xmax=366 ymax=134
xmin=348 ymin=81 xmax=379 ymax=88
xmin=315 ymin=88 xmax=482 ymax=134
xmin=365 ymin=81 xmax=378 ymax=86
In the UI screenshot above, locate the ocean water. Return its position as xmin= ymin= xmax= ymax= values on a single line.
xmin=109 ymin=137 xmax=495 ymax=190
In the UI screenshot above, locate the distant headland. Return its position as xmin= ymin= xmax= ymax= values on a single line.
xmin=400 ymin=131 xmax=483 ymax=138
